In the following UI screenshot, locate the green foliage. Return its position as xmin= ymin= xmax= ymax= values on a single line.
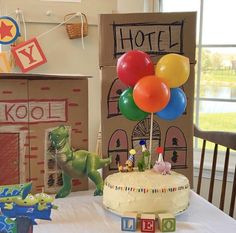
xmin=199 ymin=112 xmax=236 ymax=132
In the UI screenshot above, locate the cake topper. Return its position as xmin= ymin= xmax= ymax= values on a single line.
xmin=118 ymin=149 xmax=136 ymax=172
xmin=118 ymin=50 xmax=190 ymax=165
xmin=137 ymin=140 xmax=150 ymax=171
xmin=153 ymin=147 xmax=171 ymax=175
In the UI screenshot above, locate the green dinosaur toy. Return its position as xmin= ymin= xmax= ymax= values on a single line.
xmin=48 ymin=125 xmax=112 ymax=198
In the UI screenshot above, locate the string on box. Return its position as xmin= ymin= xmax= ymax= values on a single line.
xmin=15 ymin=8 xmax=27 ymax=41
xmin=37 ymin=12 xmax=86 ymax=49
xmin=0 ymin=9 xmax=87 ymax=73
xmin=1 ymin=10 xmax=86 ymax=49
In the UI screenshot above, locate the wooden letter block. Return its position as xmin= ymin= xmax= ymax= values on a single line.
xmin=141 ymin=214 xmax=156 ymax=233
xmin=11 ymin=37 xmax=47 ymax=73
xmin=121 ymin=212 xmax=137 ymax=232
xmin=157 ymin=213 xmax=176 ymax=232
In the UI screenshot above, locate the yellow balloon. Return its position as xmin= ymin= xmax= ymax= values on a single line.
xmin=155 ymin=54 xmax=190 ymax=88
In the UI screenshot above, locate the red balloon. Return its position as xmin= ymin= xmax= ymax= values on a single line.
xmin=117 ymin=50 xmax=154 ymax=87
xmin=133 ymin=76 xmax=170 ymax=113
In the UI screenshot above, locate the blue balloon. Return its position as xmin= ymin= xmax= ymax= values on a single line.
xmin=156 ymin=88 xmax=187 ymax=121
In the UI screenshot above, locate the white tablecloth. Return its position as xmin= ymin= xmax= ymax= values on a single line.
xmin=34 ymin=190 xmax=236 ymax=233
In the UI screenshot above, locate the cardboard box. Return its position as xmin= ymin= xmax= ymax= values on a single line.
xmin=0 ymin=73 xmax=89 ymax=193
xmin=99 ymin=12 xmax=196 ymax=185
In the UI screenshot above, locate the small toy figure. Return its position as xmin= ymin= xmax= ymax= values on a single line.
xmin=2 ymin=194 xmax=39 ymax=224
xmin=153 ymin=147 xmax=171 ymax=175
xmin=118 ymin=149 xmax=136 ymax=172
xmin=137 ymin=140 xmax=150 ymax=171
xmin=48 ymin=125 xmax=112 ymax=197
xmin=0 ymin=183 xmax=57 ymax=233
xmin=35 ymin=192 xmax=58 ymax=211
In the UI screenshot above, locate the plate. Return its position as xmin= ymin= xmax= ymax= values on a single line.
xmin=103 ymin=204 xmax=188 ymax=218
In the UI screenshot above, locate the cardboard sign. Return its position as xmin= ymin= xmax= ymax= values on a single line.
xmin=11 ymin=37 xmax=47 ymax=73
xmin=0 ymin=52 xmax=11 ymax=73
xmin=0 ymin=74 xmax=89 ymax=194
xmin=99 ymin=12 xmax=196 ymax=66
xmin=0 ymin=100 xmax=67 ymax=124
xmin=99 ymin=12 xmax=196 ymax=186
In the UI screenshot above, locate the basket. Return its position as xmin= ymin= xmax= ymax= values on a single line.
xmin=64 ymin=13 xmax=88 ymax=39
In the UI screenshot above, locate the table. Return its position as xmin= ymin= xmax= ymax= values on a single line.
xmin=34 ymin=190 xmax=236 ymax=233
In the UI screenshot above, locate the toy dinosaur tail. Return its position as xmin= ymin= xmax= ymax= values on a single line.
xmin=99 ymin=156 xmax=112 ymax=168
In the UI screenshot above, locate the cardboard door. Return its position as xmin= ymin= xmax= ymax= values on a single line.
xmin=0 ymin=133 xmax=20 ymax=185
xmin=0 ymin=78 xmax=30 ymax=185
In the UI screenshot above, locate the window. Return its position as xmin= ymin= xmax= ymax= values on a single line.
xmin=160 ymin=0 xmax=236 ymax=174
xmin=44 ymin=126 xmax=72 ymax=193
xmin=160 ymin=0 xmax=236 ymax=134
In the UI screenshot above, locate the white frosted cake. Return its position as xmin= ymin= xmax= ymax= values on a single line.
xmin=103 ymin=170 xmax=189 ymax=215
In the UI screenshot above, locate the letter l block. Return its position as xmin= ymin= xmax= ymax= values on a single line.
xmin=121 ymin=212 xmax=137 ymax=232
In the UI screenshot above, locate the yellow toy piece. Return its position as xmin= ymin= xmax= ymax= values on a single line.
xmin=14 ymin=194 xmax=38 ymax=206
xmin=125 ymin=160 xmax=133 ymax=172
xmin=4 ymin=203 xmax=13 ymax=210
xmin=35 ymin=192 xmax=55 ymax=211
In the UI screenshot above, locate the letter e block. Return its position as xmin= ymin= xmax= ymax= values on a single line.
xmin=121 ymin=212 xmax=137 ymax=232
xmin=157 ymin=213 xmax=176 ymax=232
xmin=140 ymin=214 xmax=156 ymax=233
xmin=11 ymin=37 xmax=47 ymax=73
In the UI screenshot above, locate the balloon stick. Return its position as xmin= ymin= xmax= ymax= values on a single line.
xmin=148 ymin=112 xmax=154 ymax=169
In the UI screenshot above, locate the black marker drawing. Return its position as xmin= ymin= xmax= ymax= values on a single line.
xmin=172 ymin=150 xmax=178 ymax=163
xmin=113 ymin=21 xmax=184 ymax=58
xmin=172 ymin=137 xmax=178 ymax=146
xmin=131 ymin=117 xmax=161 ymax=163
xmin=107 ymin=78 xmax=128 ymax=118
xmin=107 ymin=129 xmax=129 ymax=171
xmin=164 ymin=126 xmax=187 ymax=169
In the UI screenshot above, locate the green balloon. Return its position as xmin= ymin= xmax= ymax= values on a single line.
xmin=119 ymin=88 xmax=148 ymax=121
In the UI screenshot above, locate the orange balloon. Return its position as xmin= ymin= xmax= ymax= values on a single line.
xmin=133 ymin=75 xmax=170 ymax=113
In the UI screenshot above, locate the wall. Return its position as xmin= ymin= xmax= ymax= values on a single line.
xmin=1 ymin=0 xmax=151 ymax=151
xmin=1 ymin=0 xmax=117 ymax=151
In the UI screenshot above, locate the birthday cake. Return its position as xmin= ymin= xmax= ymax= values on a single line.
xmin=103 ymin=169 xmax=189 ymax=216
xmin=103 ymin=143 xmax=190 ymax=216
xmin=103 ymin=51 xmax=191 ymax=217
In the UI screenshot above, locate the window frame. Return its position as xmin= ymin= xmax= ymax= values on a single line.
xmin=159 ymin=0 xmax=236 ymax=132
xmin=159 ymin=0 xmax=236 ymax=173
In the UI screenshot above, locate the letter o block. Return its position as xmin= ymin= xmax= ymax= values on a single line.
xmin=157 ymin=213 xmax=176 ymax=232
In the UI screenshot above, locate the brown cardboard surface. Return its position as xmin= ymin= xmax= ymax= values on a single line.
xmin=99 ymin=12 xmax=196 ymax=186
xmin=0 ymin=74 xmax=89 ymax=193
xmin=99 ymin=12 xmax=196 ymax=67
xmin=0 ymin=73 xmax=92 ymax=79
xmin=101 ymin=65 xmax=194 ymax=186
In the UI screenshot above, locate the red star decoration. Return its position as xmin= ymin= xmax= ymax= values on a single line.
xmin=0 ymin=21 xmax=13 ymax=39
